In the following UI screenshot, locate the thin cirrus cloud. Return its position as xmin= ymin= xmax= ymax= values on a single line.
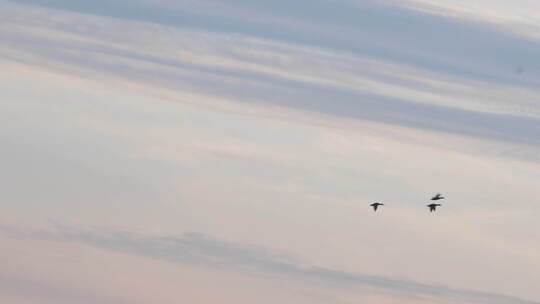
xmin=7 ymin=0 xmax=540 ymax=86
xmin=1 ymin=0 xmax=540 ymax=153
xmin=0 ymin=224 xmax=537 ymax=304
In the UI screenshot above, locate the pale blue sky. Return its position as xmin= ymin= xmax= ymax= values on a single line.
xmin=0 ymin=0 xmax=539 ymax=303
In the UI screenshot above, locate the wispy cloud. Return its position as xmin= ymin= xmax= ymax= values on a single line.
xmin=7 ymin=0 xmax=540 ymax=83
xmin=2 ymin=0 xmax=540 ymax=151
xmin=1 ymin=224 xmax=537 ymax=304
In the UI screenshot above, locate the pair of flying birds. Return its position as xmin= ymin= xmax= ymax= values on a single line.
xmin=370 ymin=193 xmax=444 ymax=212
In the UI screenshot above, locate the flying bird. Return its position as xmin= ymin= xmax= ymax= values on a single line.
xmin=427 ymin=203 xmax=441 ymax=212
xmin=370 ymin=202 xmax=384 ymax=211
xmin=431 ymin=193 xmax=445 ymax=201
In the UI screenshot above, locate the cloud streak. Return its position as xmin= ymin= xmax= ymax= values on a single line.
xmin=0 ymin=224 xmax=537 ymax=304
xmin=2 ymin=2 xmax=540 ymax=152
xmin=7 ymin=0 xmax=540 ymax=85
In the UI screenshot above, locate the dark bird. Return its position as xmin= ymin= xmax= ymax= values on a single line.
xmin=370 ymin=202 xmax=384 ymax=211
xmin=431 ymin=193 xmax=445 ymax=201
xmin=427 ymin=203 xmax=441 ymax=212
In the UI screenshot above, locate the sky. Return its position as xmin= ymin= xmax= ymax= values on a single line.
xmin=0 ymin=0 xmax=539 ymax=303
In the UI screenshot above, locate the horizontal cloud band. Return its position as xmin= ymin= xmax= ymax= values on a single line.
xmin=0 ymin=224 xmax=537 ymax=304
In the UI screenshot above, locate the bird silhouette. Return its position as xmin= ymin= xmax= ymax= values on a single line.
xmin=427 ymin=203 xmax=441 ymax=212
xmin=370 ymin=202 xmax=384 ymax=211
xmin=431 ymin=193 xmax=445 ymax=201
